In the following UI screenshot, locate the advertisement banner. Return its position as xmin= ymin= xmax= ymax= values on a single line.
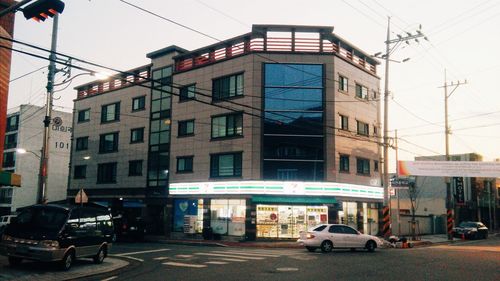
xmin=453 ymin=177 xmax=465 ymax=205
xmin=398 ymin=161 xmax=500 ymax=177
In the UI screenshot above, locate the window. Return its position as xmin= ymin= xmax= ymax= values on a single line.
xmin=356 ymin=158 xmax=370 ymax=175
xmin=357 ymin=120 xmax=369 ymax=136
xmin=75 ymin=136 xmax=89 ymax=151
xmin=213 ymin=73 xmax=243 ymax=100
xmin=277 ymin=169 xmax=298 ymax=180
xmin=99 ymin=132 xmax=119 ymax=153
xmin=355 ymin=84 xmax=369 ymax=100
xmin=180 ymin=84 xmax=196 ymax=101
xmin=177 ymin=156 xmax=193 ymax=173
xmin=211 ymin=113 xmax=243 ymax=139
xmin=101 ymin=102 xmax=120 ymax=123
xmin=2 ymin=152 xmax=15 ymax=168
xmin=178 ymin=120 xmax=194 ymax=137
xmin=374 ymin=160 xmax=379 ymax=172
xmin=97 ymin=162 xmax=117 ymax=183
xmin=130 ymin=128 xmax=144 ymax=143
xmin=373 ymin=125 xmax=378 ymax=136
xmin=74 ymin=165 xmax=86 ymax=179
xmin=339 ymin=155 xmax=349 ymax=172
xmin=4 ymin=133 xmax=17 ymax=149
xmin=6 ymin=115 xmax=19 ymax=132
xmin=129 ymin=160 xmax=143 ymax=176
xmin=77 ymin=109 xmax=90 ymax=122
xmin=339 ymin=75 xmax=348 ymax=92
xmin=132 ymin=96 xmax=146 ymax=111
xmin=340 ymin=115 xmax=348 ymax=131
xmin=210 ymin=152 xmax=242 ymax=178
xmin=0 ymin=188 xmax=13 ymax=204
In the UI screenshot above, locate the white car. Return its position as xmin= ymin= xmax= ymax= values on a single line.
xmin=297 ymin=224 xmax=384 ymax=253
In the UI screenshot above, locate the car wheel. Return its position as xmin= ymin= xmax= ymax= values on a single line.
xmin=366 ymin=240 xmax=376 ymax=252
xmin=93 ymin=246 xmax=107 ymax=264
xmin=60 ymin=250 xmax=74 ymax=271
xmin=320 ymin=241 xmax=333 ymax=253
xmin=8 ymin=256 xmax=22 ymax=266
xmin=306 ymin=246 xmax=316 ymax=252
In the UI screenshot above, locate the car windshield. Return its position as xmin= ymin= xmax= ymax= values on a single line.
xmin=459 ymin=222 xmax=477 ymax=228
xmin=15 ymin=207 xmax=69 ymax=231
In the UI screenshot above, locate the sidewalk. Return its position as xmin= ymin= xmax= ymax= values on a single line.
xmin=0 ymin=256 xmax=128 ymax=281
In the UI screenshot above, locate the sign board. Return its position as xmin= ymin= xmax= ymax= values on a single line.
xmin=75 ymin=189 xmax=88 ymax=204
xmin=391 ymin=178 xmax=410 ymax=187
xmin=398 ymin=161 xmax=500 ymax=177
xmin=183 ymin=215 xmax=196 ymax=234
xmin=454 ymin=177 xmax=465 ymax=205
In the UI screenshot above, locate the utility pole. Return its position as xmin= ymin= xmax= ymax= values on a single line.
xmin=379 ymin=17 xmax=426 ymax=238
xmin=395 ymin=130 xmax=401 ymax=236
xmin=440 ymin=69 xmax=467 ymax=240
xmin=38 ymin=14 xmax=59 ymax=204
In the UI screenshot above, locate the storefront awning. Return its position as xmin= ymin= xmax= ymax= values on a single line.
xmin=252 ymin=195 xmax=337 ymax=205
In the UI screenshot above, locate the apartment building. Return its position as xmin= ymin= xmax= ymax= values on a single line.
xmin=70 ymin=25 xmax=383 ymax=239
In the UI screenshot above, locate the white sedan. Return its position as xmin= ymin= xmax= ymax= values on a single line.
xmin=297 ymin=224 xmax=384 ymax=253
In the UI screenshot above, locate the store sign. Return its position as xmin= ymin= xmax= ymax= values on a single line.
xmin=454 ymin=177 xmax=465 ymax=205
xmin=398 ymin=160 xmax=500 ymax=177
xmin=169 ymin=180 xmax=383 ymax=200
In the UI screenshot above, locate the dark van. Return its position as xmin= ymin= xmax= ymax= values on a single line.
xmin=0 ymin=204 xmax=113 ymax=270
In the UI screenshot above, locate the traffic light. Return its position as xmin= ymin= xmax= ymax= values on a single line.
xmin=22 ymin=0 xmax=65 ymax=22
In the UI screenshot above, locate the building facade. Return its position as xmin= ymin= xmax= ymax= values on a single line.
xmin=70 ymin=25 xmax=383 ymax=239
xmin=0 ymin=105 xmax=72 ymax=215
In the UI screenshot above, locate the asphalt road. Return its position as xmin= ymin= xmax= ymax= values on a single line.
xmin=82 ymin=237 xmax=500 ymax=281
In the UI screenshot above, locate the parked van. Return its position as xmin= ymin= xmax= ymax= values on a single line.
xmin=0 ymin=204 xmax=113 ymax=270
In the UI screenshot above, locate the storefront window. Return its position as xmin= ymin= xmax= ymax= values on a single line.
xmin=341 ymin=202 xmax=358 ymax=229
xmin=256 ymin=204 xmax=328 ymax=239
xmin=210 ymin=199 xmax=246 ymax=236
xmin=173 ymin=199 xmax=203 ymax=233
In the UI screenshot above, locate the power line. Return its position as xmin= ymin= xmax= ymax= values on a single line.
xmin=9 ymin=65 xmax=46 ymax=83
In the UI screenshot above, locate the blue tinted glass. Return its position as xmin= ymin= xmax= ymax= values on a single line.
xmin=263 ymin=136 xmax=323 ymax=160
xmin=265 ymin=88 xmax=322 ymax=111
xmin=265 ymin=64 xmax=323 ymax=87
xmin=263 ymin=160 xmax=324 ymax=181
xmin=264 ymin=112 xmax=323 ymax=135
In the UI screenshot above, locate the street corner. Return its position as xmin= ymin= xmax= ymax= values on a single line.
xmin=0 ymin=256 xmax=128 ymax=281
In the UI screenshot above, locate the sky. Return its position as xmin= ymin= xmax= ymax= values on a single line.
xmin=6 ymin=0 xmax=500 ymax=171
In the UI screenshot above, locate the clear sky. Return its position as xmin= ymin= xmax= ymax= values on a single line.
xmin=6 ymin=0 xmax=500 ymax=171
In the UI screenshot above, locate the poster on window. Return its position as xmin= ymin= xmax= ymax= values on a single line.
xmin=173 ymin=199 xmax=198 ymax=232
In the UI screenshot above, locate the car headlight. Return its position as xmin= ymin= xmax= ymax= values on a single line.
xmin=2 ymin=234 xmax=13 ymax=242
xmin=38 ymin=240 xmax=59 ymax=248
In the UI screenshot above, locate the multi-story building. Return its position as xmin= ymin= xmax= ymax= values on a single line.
xmin=70 ymin=25 xmax=383 ymax=239
xmin=0 ymin=105 xmax=72 ymax=215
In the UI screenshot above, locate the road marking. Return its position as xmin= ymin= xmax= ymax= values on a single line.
xmin=175 ymin=254 xmax=194 ymax=258
xmin=276 ymin=267 xmax=299 ymax=272
xmin=163 ymin=262 xmax=207 ymax=268
xmin=110 ymin=254 xmax=144 ymax=262
xmin=114 ymin=248 xmax=171 ymax=256
xmin=205 ymin=261 xmax=229 ymax=265
xmin=195 ymin=252 xmax=264 ymax=260
xmin=430 ymin=245 xmax=500 ymax=252
xmin=101 ymin=276 xmax=118 ymax=281
xmin=212 ymin=258 xmax=248 ymax=262
xmin=153 ymin=257 xmax=169 ymax=261
xmin=211 ymin=250 xmax=280 ymax=257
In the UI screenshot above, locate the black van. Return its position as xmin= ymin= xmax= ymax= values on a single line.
xmin=0 ymin=204 xmax=113 ymax=270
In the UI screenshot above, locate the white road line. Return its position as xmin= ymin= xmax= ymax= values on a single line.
xmin=110 ymin=255 xmax=144 ymax=262
xmin=153 ymin=257 xmax=169 ymax=261
xmin=212 ymin=250 xmax=280 ymax=257
xmin=195 ymin=252 xmax=264 ymax=260
xmin=101 ymin=276 xmax=118 ymax=281
xmin=205 ymin=261 xmax=229 ymax=265
xmin=163 ymin=262 xmax=207 ymax=268
xmin=213 ymin=258 xmax=248 ymax=262
xmin=114 ymin=248 xmax=171 ymax=256
xmin=175 ymin=254 xmax=194 ymax=258
xmin=237 ymin=250 xmax=299 ymax=256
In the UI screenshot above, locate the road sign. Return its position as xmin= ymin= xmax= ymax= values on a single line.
xmin=391 ymin=177 xmax=410 ymax=187
xmin=75 ymin=188 xmax=88 ymax=204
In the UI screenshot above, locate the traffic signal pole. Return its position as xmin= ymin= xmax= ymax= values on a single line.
xmin=38 ymin=13 xmax=58 ymax=204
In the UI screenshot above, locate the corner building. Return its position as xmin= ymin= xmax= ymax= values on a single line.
xmin=70 ymin=25 xmax=383 ymax=239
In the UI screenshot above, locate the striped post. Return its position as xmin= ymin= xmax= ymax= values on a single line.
xmin=447 ymin=209 xmax=454 ymax=239
xmin=382 ymin=206 xmax=391 ymax=238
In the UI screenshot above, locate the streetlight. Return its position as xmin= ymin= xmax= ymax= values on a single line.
xmin=16 ymin=148 xmax=41 ymax=159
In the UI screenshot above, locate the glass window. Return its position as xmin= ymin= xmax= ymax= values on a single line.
xmin=180 ymin=84 xmax=196 ymax=101
xmin=76 ymin=136 xmax=89 ymax=151
xmin=213 ymin=73 xmax=244 ymax=100
xmin=210 ymin=199 xmax=246 ymax=236
xmin=6 ymin=115 xmax=19 ymax=132
xmin=340 ymin=155 xmax=349 ymax=172
xmin=263 ymin=136 xmax=323 ymax=160
xmin=4 ymin=133 xmax=17 ymax=149
xmin=357 ymin=121 xmax=369 ymax=136
xmin=355 ymin=84 xmax=368 ymax=100
xmin=77 ymin=109 xmax=90 ymax=123
xmin=99 ymin=132 xmax=119 ymax=153
xmin=0 ymin=188 xmax=13 ymax=204
xmin=264 ymin=112 xmax=323 ymax=135
xmin=74 ymin=165 xmax=86 ymax=179
xmin=374 ymin=160 xmax=379 ymax=172
xmin=329 ymin=225 xmax=343 ymax=233
xmin=173 ymin=199 xmax=203 ymax=232
xmin=340 ymin=115 xmax=348 ymax=130
xmin=2 ymin=152 xmax=15 ymax=168
xmin=97 ymin=162 xmax=117 ymax=183
xmin=339 ymin=75 xmax=348 ymax=92
xmin=356 ymin=158 xmax=370 ymax=175
xmin=132 ymin=96 xmax=146 ymax=111
xmin=101 ymin=102 xmax=120 ymax=123
xmin=264 ymin=88 xmax=322 ymax=111
xmin=342 ymin=225 xmax=358 ymax=234
xmin=129 ymin=160 xmax=143 ymax=176
xmin=177 ymin=156 xmax=193 ymax=173
xmin=131 ymin=128 xmax=144 ymax=143
xmin=265 ymin=64 xmax=322 ymax=87
xmin=313 ymin=225 xmax=327 ymax=232
xmin=178 ymin=120 xmax=194 ymax=137
xmin=211 ymin=113 xmax=242 ymax=139
xmin=263 ymin=160 xmax=323 ymax=181
xmin=210 ymin=152 xmax=242 ymax=178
